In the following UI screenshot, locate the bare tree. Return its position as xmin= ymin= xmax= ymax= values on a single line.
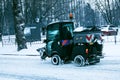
xmin=0 ymin=0 xmax=2 ymax=39
xmin=95 ymin=0 xmax=120 ymax=25
xmin=12 ymin=0 xmax=27 ymax=51
xmin=24 ymin=0 xmax=73 ymax=30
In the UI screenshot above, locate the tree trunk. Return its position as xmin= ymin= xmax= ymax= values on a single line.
xmin=12 ymin=0 xmax=27 ymax=51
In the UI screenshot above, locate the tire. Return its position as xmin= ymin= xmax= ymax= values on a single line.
xmin=51 ymin=54 xmax=62 ymax=65
xmin=74 ymin=55 xmax=85 ymax=67
xmin=96 ymin=58 xmax=100 ymax=63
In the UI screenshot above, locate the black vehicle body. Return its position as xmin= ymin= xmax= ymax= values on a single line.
xmin=37 ymin=21 xmax=103 ymax=66
xmin=72 ymin=27 xmax=103 ymax=66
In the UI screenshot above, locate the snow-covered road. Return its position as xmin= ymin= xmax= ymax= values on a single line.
xmin=0 ymin=42 xmax=120 ymax=80
xmin=0 ymin=55 xmax=61 ymax=80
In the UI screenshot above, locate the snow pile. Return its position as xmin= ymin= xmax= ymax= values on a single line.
xmin=73 ymin=27 xmax=84 ymax=32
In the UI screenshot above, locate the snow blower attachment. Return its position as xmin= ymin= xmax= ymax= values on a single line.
xmin=37 ymin=21 xmax=104 ymax=67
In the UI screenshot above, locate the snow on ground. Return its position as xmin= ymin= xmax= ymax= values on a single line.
xmin=0 ymin=36 xmax=120 ymax=80
xmin=0 ymin=43 xmax=44 ymax=56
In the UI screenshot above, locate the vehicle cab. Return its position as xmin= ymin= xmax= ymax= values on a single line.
xmin=42 ymin=20 xmax=75 ymax=65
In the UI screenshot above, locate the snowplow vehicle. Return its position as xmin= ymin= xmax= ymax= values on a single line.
xmin=37 ymin=21 xmax=103 ymax=66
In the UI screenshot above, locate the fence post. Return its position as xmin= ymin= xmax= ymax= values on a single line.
xmin=114 ymin=35 xmax=116 ymax=44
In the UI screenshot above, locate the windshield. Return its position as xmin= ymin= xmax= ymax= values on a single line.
xmin=47 ymin=23 xmax=59 ymax=41
xmin=47 ymin=22 xmax=74 ymax=41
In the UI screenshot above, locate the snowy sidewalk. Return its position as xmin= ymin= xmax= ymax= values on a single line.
xmin=0 ymin=43 xmax=45 ymax=56
xmin=0 ymin=35 xmax=46 ymax=56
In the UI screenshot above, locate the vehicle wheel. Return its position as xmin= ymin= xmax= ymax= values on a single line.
xmin=96 ymin=58 xmax=100 ymax=63
xmin=74 ymin=55 xmax=85 ymax=67
xmin=51 ymin=54 xmax=62 ymax=65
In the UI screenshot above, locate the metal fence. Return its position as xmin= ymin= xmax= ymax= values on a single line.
xmin=0 ymin=35 xmax=45 ymax=46
xmin=0 ymin=35 xmax=120 ymax=46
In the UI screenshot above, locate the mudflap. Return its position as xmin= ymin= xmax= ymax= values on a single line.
xmin=88 ymin=55 xmax=100 ymax=65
